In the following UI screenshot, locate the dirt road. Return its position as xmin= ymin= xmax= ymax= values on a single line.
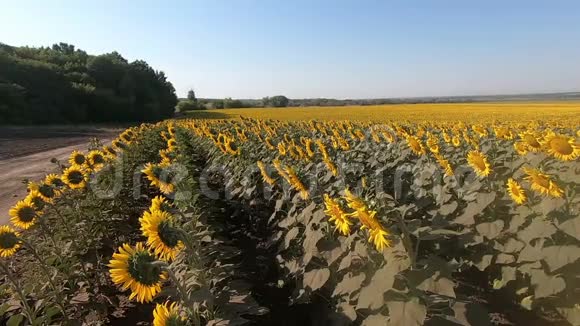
xmin=0 ymin=140 xmax=112 ymax=225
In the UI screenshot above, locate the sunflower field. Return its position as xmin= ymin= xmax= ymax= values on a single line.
xmin=1 ymin=109 xmax=579 ymax=325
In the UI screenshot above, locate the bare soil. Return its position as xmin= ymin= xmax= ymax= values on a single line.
xmin=0 ymin=126 xmax=118 ymax=224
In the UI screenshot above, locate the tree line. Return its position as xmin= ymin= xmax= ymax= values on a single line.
xmin=0 ymin=42 xmax=177 ymax=124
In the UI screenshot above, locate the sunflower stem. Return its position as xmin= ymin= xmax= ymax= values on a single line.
xmin=163 ymin=264 xmax=192 ymax=306
xmin=51 ymin=205 xmax=92 ymax=288
xmin=395 ymin=208 xmax=416 ymax=269
xmin=0 ymin=261 xmax=37 ymax=324
xmin=21 ymin=239 xmax=69 ymax=321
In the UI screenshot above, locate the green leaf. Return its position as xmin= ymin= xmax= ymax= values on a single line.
xmin=386 ymin=298 xmax=427 ymax=326
xmin=452 ymin=302 xmax=492 ymax=326
xmin=338 ymin=302 xmax=357 ymax=322
xmin=361 ymin=314 xmax=389 ymax=326
xmin=6 ymin=314 xmax=24 ymax=326
xmin=333 ymin=272 xmax=366 ymax=297
xmin=416 ymin=271 xmax=456 ymax=298
xmin=558 ymin=217 xmax=580 ymax=241
xmin=530 ymin=270 xmax=565 ymax=299
xmin=303 ymin=268 xmax=330 ymax=291
xmin=356 ymin=263 xmax=398 ymax=310
xmin=518 ymin=218 xmax=556 ymax=243
xmin=542 ymin=245 xmax=580 ymax=272
xmin=557 ymin=306 xmax=580 ymax=326
xmin=495 ymin=253 xmax=515 ymax=264
xmin=283 ymin=227 xmax=299 ymax=249
xmin=474 ymin=254 xmax=493 ymax=271
xmin=476 ymin=220 xmax=504 ymax=240
xmin=454 ymin=191 xmax=496 ymax=225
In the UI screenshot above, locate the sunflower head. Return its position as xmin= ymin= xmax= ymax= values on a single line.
xmin=88 ymin=150 xmax=106 ymax=169
xmin=62 ymin=166 xmax=88 ymax=189
xmin=26 ymin=190 xmax=46 ymax=211
xmin=523 ymin=167 xmax=563 ymax=198
xmin=323 ymin=194 xmax=351 ymax=236
xmin=113 ymin=139 xmax=128 ymax=150
xmin=45 ymin=174 xmax=65 ymax=188
xmin=103 ymin=146 xmax=117 ymax=157
xmin=9 ymin=199 xmax=38 ymax=230
xmin=467 ymin=150 xmax=491 ymax=178
xmin=406 ymin=136 xmax=425 ymax=155
xmin=519 ymin=132 xmax=542 ymax=151
xmin=140 ymin=210 xmax=184 ymax=261
xmin=108 ymin=242 xmax=167 ymax=303
xmin=507 ymin=178 xmax=526 ymax=204
xmin=28 ymin=182 xmax=57 ymax=202
xmin=153 ymin=301 xmax=186 ymax=326
xmin=150 ymin=196 xmax=173 ymax=212
xmin=0 ymin=226 xmax=21 ymax=258
xmin=69 ymin=150 xmax=86 ymax=166
xmin=542 ymin=132 xmax=579 ymax=161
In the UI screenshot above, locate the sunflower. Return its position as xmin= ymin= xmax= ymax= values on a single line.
xmin=167 ymin=138 xmax=177 ymax=150
xmin=519 ymin=132 xmax=542 ymax=152
xmin=350 ymin=207 xmax=390 ymax=251
xmin=316 ymin=140 xmax=330 ymax=159
xmin=522 ymin=167 xmax=563 ymax=198
xmin=283 ymin=166 xmax=309 ymax=200
xmin=304 ymin=139 xmax=316 ymax=158
xmin=472 ymin=125 xmax=488 ymax=137
xmin=406 ymin=136 xmax=425 ymax=155
xmin=0 ymin=226 xmax=21 ymax=258
xmin=28 ymin=182 xmax=57 ymax=202
xmin=257 ymin=161 xmax=276 ymax=186
xmin=224 ymin=140 xmax=240 ymax=156
xmin=514 ymin=141 xmax=528 ymax=155
xmin=69 ymin=150 xmax=86 ymax=166
xmin=277 ymin=142 xmax=287 ymax=156
xmin=343 ymin=189 xmax=366 ymax=211
xmin=112 ymin=139 xmax=128 ymax=151
xmin=45 ymin=174 xmax=65 ymax=188
xmin=87 ymin=150 xmax=106 ymax=170
xmin=337 ymin=137 xmax=350 ymax=150
xmin=382 ymin=131 xmax=395 ymax=143
xmin=150 ymin=196 xmax=173 ymax=213
xmin=542 ymin=133 xmax=579 ymax=161
xmin=323 ymin=194 xmax=352 ymax=235
xmin=467 ymin=150 xmax=491 ymax=177
xmin=442 ymin=131 xmax=451 ymax=143
xmin=323 ymin=157 xmax=338 ymax=176
xmin=434 ymin=154 xmax=453 ymax=177
xmin=426 ymin=137 xmax=439 ymax=154
xmin=143 ymin=163 xmax=175 ymax=195
xmin=264 ymin=137 xmax=276 ymax=150
xmin=452 ymin=135 xmax=461 ymax=147
xmin=26 ymin=190 xmax=46 ymax=211
xmin=506 ymin=178 xmax=526 ymax=204
xmin=140 ymin=210 xmax=184 ymax=261
xmin=103 ymin=146 xmax=117 ymax=158
xmin=153 ymin=301 xmax=186 ymax=326
xmin=62 ymin=165 xmax=88 ymax=189
xmin=108 ymin=242 xmax=167 ymax=303
xmin=9 ymin=199 xmax=38 ymax=230
xmin=494 ymin=126 xmax=514 ymax=140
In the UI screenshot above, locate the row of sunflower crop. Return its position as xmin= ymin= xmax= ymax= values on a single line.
xmin=150 ymin=117 xmax=578 ymax=325
xmin=1 ymin=123 xmax=267 ymax=325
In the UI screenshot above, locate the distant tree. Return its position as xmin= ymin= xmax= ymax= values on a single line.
xmin=187 ymin=89 xmax=198 ymax=105
xmin=176 ymin=99 xmax=198 ymax=112
xmin=263 ymin=95 xmax=289 ymax=107
xmin=0 ymin=42 xmax=177 ymax=124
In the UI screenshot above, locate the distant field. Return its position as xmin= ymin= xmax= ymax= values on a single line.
xmin=185 ymin=102 xmax=580 ymax=124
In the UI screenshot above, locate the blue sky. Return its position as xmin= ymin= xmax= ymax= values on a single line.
xmin=1 ymin=0 xmax=579 ymax=99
